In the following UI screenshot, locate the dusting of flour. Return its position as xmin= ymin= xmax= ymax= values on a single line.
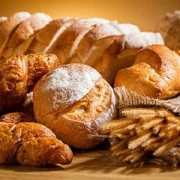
xmin=41 ymin=64 xmax=101 ymax=110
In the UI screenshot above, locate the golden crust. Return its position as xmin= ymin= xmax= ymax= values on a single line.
xmin=115 ymin=45 xmax=180 ymax=99
xmin=0 ymin=54 xmax=59 ymax=113
xmin=17 ymin=137 xmax=73 ymax=166
xmin=0 ymin=56 xmax=27 ymax=112
xmin=0 ymin=112 xmax=34 ymax=123
xmin=0 ymin=122 xmax=73 ymax=166
xmin=33 ymin=64 xmax=117 ymax=149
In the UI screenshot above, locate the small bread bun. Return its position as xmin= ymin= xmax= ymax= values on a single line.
xmin=114 ymin=45 xmax=180 ymax=99
xmin=33 ymin=64 xmax=117 ymax=149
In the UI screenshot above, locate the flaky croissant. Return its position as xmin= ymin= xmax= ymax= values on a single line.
xmin=0 ymin=121 xmax=73 ymax=166
xmin=114 ymin=45 xmax=180 ymax=99
xmin=0 ymin=53 xmax=59 ymax=113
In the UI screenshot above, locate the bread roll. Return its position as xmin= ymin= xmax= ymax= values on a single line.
xmin=33 ymin=63 xmax=117 ymax=149
xmin=114 ymin=45 xmax=180 ymax=99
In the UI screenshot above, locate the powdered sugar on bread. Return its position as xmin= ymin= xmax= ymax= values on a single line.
xmin=35 ymin=64 xmax=101 ymax=113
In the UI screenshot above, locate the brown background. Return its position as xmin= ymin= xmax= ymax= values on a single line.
xmin=0 ymin=0 xmax=180 ymax=31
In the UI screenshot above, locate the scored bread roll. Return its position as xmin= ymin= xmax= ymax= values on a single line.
xmin=33 ymin=63 xmax=117 ymax=149
xmin=114 ymin=45 xmax=180 ymax=99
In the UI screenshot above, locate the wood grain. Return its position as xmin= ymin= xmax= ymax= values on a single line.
xmin=0 ymin=150 xmax=180 ymax=180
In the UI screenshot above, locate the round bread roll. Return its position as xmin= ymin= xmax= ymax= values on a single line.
xmin=33 ymin=63 xmax=117 ymax=149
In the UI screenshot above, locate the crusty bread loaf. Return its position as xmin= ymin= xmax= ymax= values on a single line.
xmin=0 ymin=12 xmax=31 ymax=56
xmin=33 ymin=63 xmax=117 ymax=149
xmin=2 ymin=13 xmax=52 ymax=58
xmin=114 ymin=45 xmax=180 ymax=99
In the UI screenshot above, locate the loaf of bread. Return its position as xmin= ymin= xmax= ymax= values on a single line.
xmin=33 ymin=63 xmax=117 ymax=149
xmin=0 ymin=54 xmax=59 ymax=113
xmin=114 ymin=45 xmax=180 ymax=99
xmin=0 ymin=12 xmax=164 ymax=85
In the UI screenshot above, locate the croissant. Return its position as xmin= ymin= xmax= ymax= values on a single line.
xmin=0 ymin=53 xmax=59 ymax=113
xmin=0 ymin=121 xmax=73 ymax=166
xmin=114 ymin=45 xmax=180 ymax=99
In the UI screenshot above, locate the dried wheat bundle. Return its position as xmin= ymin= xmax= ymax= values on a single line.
xmin=100 ymin=107 xmax=180 ymax=167
xmin=114 ymin=86 xmax=180 ymax=114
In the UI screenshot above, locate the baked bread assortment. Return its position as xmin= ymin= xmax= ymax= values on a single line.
xmin=0 ymin=53 xmax=59 ymax=113
xmin=33 ymin=63 xmax=117 ymax=149
xmin=114 ymin=45 xmax=180 ymax=99
xmin=0 ymin=11 xmax=180 ymax=167
xmin=0 ymin=12 xmax=164 ymax=85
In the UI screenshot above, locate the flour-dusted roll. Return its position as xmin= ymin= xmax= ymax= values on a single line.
xmin=33 ymin=63 xmax=117 ymax=149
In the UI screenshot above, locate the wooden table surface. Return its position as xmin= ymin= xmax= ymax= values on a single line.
xmin=1 ymin=150 xmax=180 ymax=180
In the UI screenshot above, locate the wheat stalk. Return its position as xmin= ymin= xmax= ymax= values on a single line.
xmin=100 ymin=107 xmax=180 ymax=167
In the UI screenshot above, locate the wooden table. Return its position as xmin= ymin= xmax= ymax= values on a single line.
xmin=0 ymin=150 xmax=180 ymax=180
